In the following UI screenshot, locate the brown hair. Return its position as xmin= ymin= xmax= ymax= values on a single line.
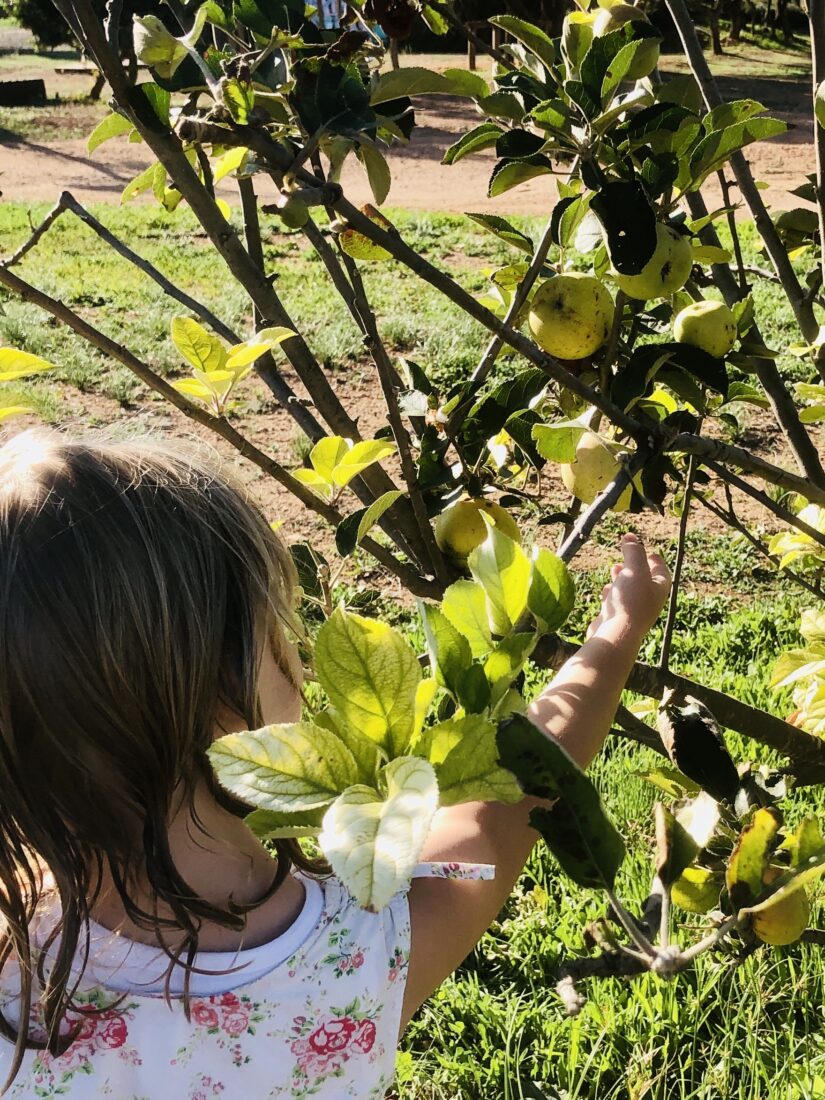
xmin=0 ymin=428 xmax=316 ymax=1086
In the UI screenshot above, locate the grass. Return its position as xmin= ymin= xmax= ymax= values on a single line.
xmin=2 ymin=201 xmax=825 ymax=1097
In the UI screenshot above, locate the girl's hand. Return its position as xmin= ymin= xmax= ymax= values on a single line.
xmin=587 ymin=533 xmax=671 ymax=642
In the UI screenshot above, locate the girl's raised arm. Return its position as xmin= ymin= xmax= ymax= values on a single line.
xmin=401 ymin=534 xmax=671 ymax=1028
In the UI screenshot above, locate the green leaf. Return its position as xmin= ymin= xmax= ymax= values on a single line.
xmin=420 ymin=603 xmax=473 ymax=703
xmin=655 ymin=802 xmax=702 ymax=887
xmin=528 ymin=548 xmax=575 ymax=631
xmin=332 ymin=439 xmax=396 ymax=486
xmin=442 ymin=123 xmax=504 ymax=165
xmin=133 ymin=14 xmax=187 ymax=79
xmin=489 ymin=15 xmax=557 ymax=71
xmin=689 ymin=117 xmax=787 ymax=189
xmin=801 ymin=610 xmax=825 ymax=644
xmin=675 ymin=790 xmax=721 ymax=851
xmin=121 ymin=161 xmax=163 ymax=204
xmin=319 ymin=756 xmax=438 ymax=911
xmin=171 ymin=316 xmax=227 ymax=372
xmin=314 ymin=708 xmax=381 ymax=785
xmin=87 ymin=111 xmax=134 ymax=154
xmin=419 ymin=715 xmax=523 ymax=806
xmin=468 ymin=519 xmax=531 ymax=635
xmin=780 ymin=816 xmax=825 ymax=868
xmin=634 ymin=765 xmax=701 ymax=799
xmin=465 ymin=213 xmax=534 ymax=255
xmin=497 ymin=714 xmax=625 ymax=890
xmin=315 ymin=608 xmax=421 ymax=756
xmin=244 ymin=807 xmax=324 ymax=839
xmin=0 ymin=348 xmax=55 ymax=381
xmin=771 ymin=646 xmax=825 ymax=689
xmin=816 ymin=80 xmax=825 ymax=131
xmin=355 ymin=136 xmax=391 ymax=205
xmin=208 ymin=721 xmax=359 ymax=812
xmin=310 ymin=436 xmax=351 ymax=482
xmin=726 ymin=806 xmax=781 ymax=908
xmin=441 ymin=579 xmax=494 ymax=659
xmin=704 ymin=98 xmax=768 ymax=131
xmin=370 ymin=66 xmax=484 ymax=106
xmin=484 ymin=633 xmax=535 ymax=707
xmin=488 ymin=156 xmax=553 ymax=198
xmin=355 ymin=489 xmax=404 ymax=545
xmin=532 ymin=417 xmax=589 ymax=463
xmin=656 ymin=696 xmax=740 ymax=803
xmin=222 ymin=76 xmax=254 ymax=124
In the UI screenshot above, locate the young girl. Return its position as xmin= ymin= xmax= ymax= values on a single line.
xmin=0 ymin=429 xmax=670 ymax=1099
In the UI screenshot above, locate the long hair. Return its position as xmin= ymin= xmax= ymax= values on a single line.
xmin=0 ymin=428 xmax=317 ymax=1087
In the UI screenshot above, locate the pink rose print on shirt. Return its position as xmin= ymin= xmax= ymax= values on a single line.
xmin=192 ymin=1002 xmax=221 ymax=1030
xmin=309 ymin=1016 xmax=356 ymax=1054
xmin=352 ymin=1019 xmax=376 ymax=1054
xmin=98 ymin=1012 xmax=128 ymax=1049
xmin=191 ymin=992 xmax=253 ymax=1037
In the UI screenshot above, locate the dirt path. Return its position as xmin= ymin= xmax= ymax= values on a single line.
xmin=0 ymin=41 xmax=817 ymax=213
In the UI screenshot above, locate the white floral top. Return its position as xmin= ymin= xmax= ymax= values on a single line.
xmin=0 ymin=863 xmax=493 ymax=1100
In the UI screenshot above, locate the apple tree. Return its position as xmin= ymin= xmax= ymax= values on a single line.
xmin=1 ymin=0 xmax=825 ymax=1009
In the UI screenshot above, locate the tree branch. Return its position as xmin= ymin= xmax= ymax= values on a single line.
xmin=667 ymin=433 xmax=825 ymax=504
xmin=0 ymin=265 xmax=439 ymax=599
xmin=336 ymin=246 xmax=451 ymax=586
xmin=558 ymin=445 xmax=659 ymax=563
xmin=659 ymin=455 xmax=698 ymax=671
xmin=534 ymin=633 xmax=825 ymax=781
xmin=2 ymin=189 xmax=328 ymax=446
xmin=4 ymin=200 xmax=68 ymax=267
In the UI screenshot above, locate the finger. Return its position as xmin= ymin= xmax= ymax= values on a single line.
xmin=648 ymin=553 xmax=672 ymax=584
xmin=621 ymin=532 xmax=650 ymax=577
xmin=611 ymin=563 xmax=623 ymax=580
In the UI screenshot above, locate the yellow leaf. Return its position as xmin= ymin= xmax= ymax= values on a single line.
xmin=0 ymin=348 xmax=55 ymax=381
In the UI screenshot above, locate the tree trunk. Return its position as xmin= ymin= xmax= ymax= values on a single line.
xmin=728 ymin=0 xmax=745 ymax=42
xmin=709 ymin=5 xmax=724 ymax=53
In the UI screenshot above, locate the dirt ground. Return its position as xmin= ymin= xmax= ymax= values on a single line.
xmin=0 ymin=37 xmax=817 ymax=214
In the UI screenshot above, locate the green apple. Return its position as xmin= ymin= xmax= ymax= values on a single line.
xmin=673 ymin=300 xmax=737 ymax=357
xmin=276 ymin=194 xmax=310 ymax=229
xmin=591 ymin=3 xmax=660 ymax=81
xmin=560 ymin=431 xmax=633 ymax=510
xmin=434 ymin=498 xmax=521 ymax=564
xmin=528 ymin=273 xmax=615 ymax=360
xmin=612 ymin=223 xmax=693 ymax=300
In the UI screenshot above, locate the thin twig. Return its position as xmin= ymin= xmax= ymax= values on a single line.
xmin=4 ymin=201 xmax=68 ymax=267
xmin=704 ymin=458 xmax=825 ymax=551
xmin=558 ymin=444 xmax=659 ymax=563
xmin=698 ymin=492 xmax=825 ymax=600
xmin=336 ymin=247 xmax=451 ymax=586
xmin=5 ymin=190 xmax=327 ymax=445
xmin=659 ymin=455 xmax=698 ymax=672
xmin=716 ymin=172 xmax=748 ymax=295
xmin=0 ymin=264 xmax=439 ymax=599
xmin=445 ymin=209 xmax=559 ymax=437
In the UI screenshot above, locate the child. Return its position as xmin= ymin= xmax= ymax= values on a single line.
xmin=0 ymin=429 xmax=670 ymax=1098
